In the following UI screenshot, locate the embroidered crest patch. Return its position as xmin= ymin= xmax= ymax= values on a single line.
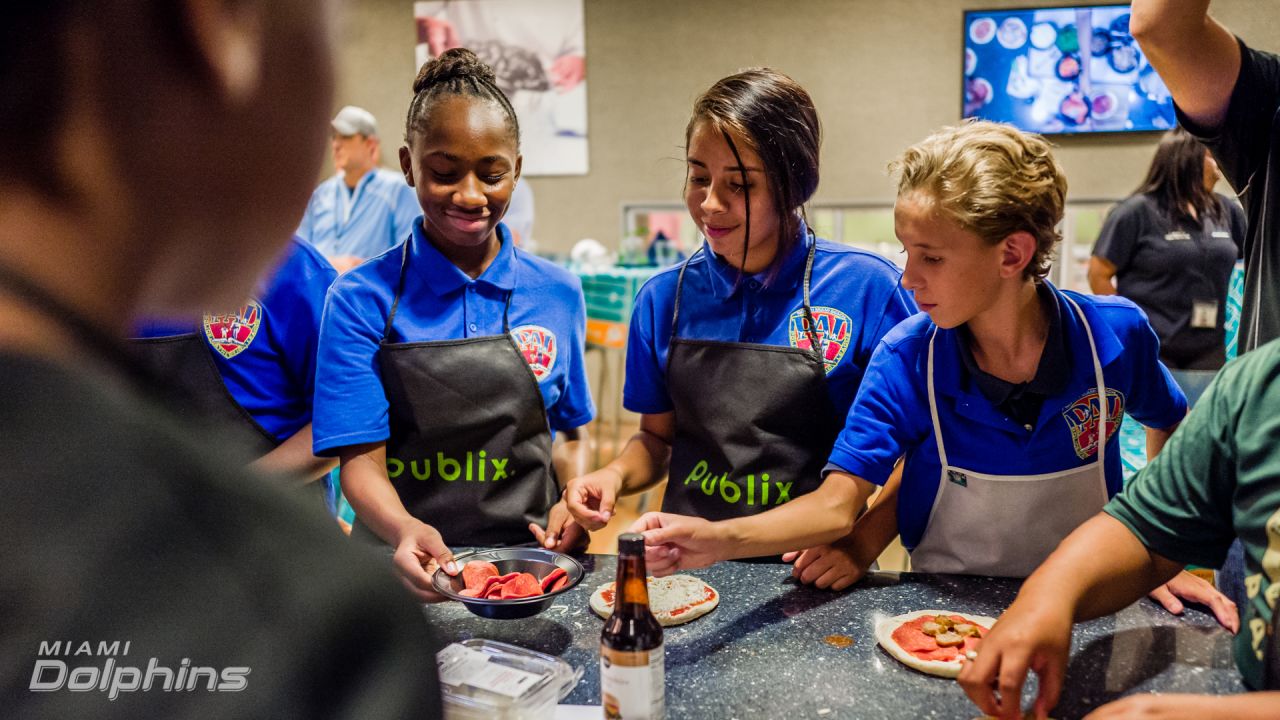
xmin=1061 ymin=387 xmax=1125 ymax=459
xmin=203 ymin=300 xmax=262 ymax=359
xmin=788 ymin=305 xmax=852 ymax=373
xmin=510 ymin=325 xmax=558 ymax=381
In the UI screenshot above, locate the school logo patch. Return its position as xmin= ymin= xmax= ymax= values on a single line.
xmin=1061 ymin=388 xmax=1125 ymax=460
xmin=788 ymin=306 xmax=852 ymax=373
xmin=203 ymin=299 xmax=262 ymax=359
xmin=510 ymin=325 xmax=557 ymax=382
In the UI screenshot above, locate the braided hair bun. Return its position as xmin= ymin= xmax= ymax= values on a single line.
xmin=413 ymin=48 xmax=494 ymax=94
xmin=405 ymin=47 xmax=520 ymax=145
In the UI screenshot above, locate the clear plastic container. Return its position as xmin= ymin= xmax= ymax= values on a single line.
xmin=437 ymin=639 xmax=583 ymax=720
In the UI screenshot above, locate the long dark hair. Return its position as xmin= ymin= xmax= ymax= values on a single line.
xmin=686 ymin=68 xmax=821 ymax=284
xmin=1134 ymin=127 xmax=1222 ymax=226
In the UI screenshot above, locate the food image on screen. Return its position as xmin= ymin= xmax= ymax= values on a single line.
xmin=997 ymin=17 xmax=1028 ymax=50
xmin=969 ymin=17 xmax=996 ymax=45
xmin=1056 ymin=53 xmax=1081 ymax=81
xmin=962 ymin=4 xmax=1176 ymax=134
xmin=1059 ymin=90 xmax=1091 ymax=125
xmin=1108 ymin=43 xmax=1139 ymax=74
xmin=964 ymin=77 xmax=994 ymax=116
xmin=1030 ymin=22 xmax=1056 ymax=50
xmin=1090 ymin=90 xmax=1119 ymax=120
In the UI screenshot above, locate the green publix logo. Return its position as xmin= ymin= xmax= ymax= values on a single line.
xmin=29 ymin=641 xmax=249 ymax=701
xmin=387 ymin=451 xmax=510 ymax=482
xmin=683 ymin=460 xmax=794 ymax=506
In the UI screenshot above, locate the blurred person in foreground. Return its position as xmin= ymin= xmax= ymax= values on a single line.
xmin=0 ymin=1 xmax=441 ymax=717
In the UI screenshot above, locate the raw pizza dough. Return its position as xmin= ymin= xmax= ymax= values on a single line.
xmin=589 ymin=574 xmax=719 ymax=627
xmin=876 ymin=609 xmax=998 ymax=679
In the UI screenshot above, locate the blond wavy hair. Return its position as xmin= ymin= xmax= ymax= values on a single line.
xmin=889 ymin=121 xmax=1068 ymax=280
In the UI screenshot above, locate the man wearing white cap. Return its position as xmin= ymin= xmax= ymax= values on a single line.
xmin=297 ymin=106 xmax=419 ymax=273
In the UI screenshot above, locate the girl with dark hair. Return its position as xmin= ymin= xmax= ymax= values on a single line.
xmin=1089 ymin=128 xmax=1247 ymax=370
xmin=312 ymin=48 xmax=595 ymax=599
xmin=560 ymin=68 xmax=915 ymax=569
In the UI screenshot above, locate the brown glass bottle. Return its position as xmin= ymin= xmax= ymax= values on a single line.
xmin=600 ymin=533 xmax=664 ymax=719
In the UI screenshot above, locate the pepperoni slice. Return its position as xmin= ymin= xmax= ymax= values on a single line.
xmin=540 ymin=567 xmax=568 ymax=593
xmin=500 ymin=572 xmax=544 ymax=599
xmin=476 ymin=572 xmax=520 ymax=599
xmin=462 ymin=561 xmax=499 ymax=590
xmin=550 ymin=575 xmax=569 ymax=593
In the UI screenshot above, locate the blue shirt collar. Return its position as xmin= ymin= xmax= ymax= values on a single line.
xmin=932 ymin=281 xmax=1123 ymax=401
xmin=702 ymin=221 xmax=813 ymax=300
xmin=409 ymin=221 xmax=516 ymax=296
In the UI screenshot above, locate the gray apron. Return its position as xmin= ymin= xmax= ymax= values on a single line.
xmin=910 ymin=295 xmax=1109 ymax=577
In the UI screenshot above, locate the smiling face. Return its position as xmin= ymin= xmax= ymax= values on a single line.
xmin=399 ymin=95 xmax=521 ymax=250
xmin=684 ymin=121 xmax=781 ymax=274
xmin=895 ymin=190 xmax=1009 ymax=329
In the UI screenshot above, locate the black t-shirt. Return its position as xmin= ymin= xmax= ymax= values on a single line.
xmin=1092 ymin=192 xmax=1245 ymax=368
xmin=1178 ymin=36 xmax=1280 ymax=355
xmin=0 ymin=353 xmax=442 ymax=718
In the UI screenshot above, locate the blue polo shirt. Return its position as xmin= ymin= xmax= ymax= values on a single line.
xmin=296 ymin=168 xmax=419 ymax=261
xmin=312 ymin=221 xmax=595 ymax=456
xmin=134 ymin=237 xmax=338 ymax=442
xmin=827 ymin=283 xmax=1188 ymax=550
xmin=624 ymin=228 xmax=915 ymax=419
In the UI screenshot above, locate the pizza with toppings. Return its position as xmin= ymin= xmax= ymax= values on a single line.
xmin=589 ymin=574 xmax=719 ymax=626
xmin=875 ymin=609 xmax=997 ymax=678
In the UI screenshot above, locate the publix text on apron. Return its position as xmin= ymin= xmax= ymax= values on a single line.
xmin=353 ymin=241 xmax=557 ymax=547
xmin=662 ymin=238 xmax=843 ymax=535
xmin=910 ymin=293 xmax=1111 ymax=578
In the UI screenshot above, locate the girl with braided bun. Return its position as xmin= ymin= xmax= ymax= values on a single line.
xmin=312 ymin=48 xmax=595 ymax=600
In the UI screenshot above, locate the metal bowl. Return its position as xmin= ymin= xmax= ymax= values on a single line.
xmin=433 ymin=547 xmax=585 ymax=620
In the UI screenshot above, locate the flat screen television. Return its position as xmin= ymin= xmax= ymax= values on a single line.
xmin=962 ymin=5 xmax=1177 ymax=134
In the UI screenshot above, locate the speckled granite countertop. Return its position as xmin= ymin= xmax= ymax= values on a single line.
xmin=423 ymin=555 xmax=1243 ymax=719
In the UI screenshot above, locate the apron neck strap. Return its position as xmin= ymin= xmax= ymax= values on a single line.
xmin=668 ymin=231 xmax=820 ymax=352
xmin=797 ymin=230 xmax=821 ymax=353
xmin=383 ymin=241 xmax=412 ymax=341
xmin=928 ymin=292 xmax=1108 ymax=473
xmin=1062 ymin=293 xmax=1107 ymax=474
xmin=926 ymin=328 xmax=949 ymax=468
xmin=384 ymin=237 xmax=516 ymax=341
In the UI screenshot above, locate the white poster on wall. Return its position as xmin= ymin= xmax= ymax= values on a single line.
xmin=414 ymin=0 xmax=588 ymax=176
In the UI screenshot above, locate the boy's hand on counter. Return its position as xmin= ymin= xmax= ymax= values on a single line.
xmin=957 ymin=594 xmax=1073 ymax=720
xmin=630 ymin=511 xmax=725 ymax=575
xmin=563 ymin=467 xmax=625 ymax=530
xmin=530 ymin=499 xmax=589 ymax=553
xmin=782 ymin=537 xmax=871 ymax=591
xmin=392 ymin=520 xmax=456 ymax=604
xmin=1148 ymin=570 xmax=1239 ymax=633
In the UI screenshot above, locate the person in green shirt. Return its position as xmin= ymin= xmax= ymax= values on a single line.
xmin=958 ymin=340 xmax=1280 ymax=719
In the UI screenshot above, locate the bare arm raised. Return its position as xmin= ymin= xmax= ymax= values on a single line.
xmin=1131 ymin=0 xmax=1240 ymax=130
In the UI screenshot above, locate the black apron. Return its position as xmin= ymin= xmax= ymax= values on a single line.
xmin=352 ymin=242 xmax=557 ymax=546
xmin=662 ymin=242 xmax=843 ymax=553
xmin=131 ymin=332 xmax=279 ymax=457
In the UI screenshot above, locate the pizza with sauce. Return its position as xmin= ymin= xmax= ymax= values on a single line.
xmin=875 ymin=609 xmax=997 ymax=678
xmin=589 ymin=574 xmax=719 ymax=626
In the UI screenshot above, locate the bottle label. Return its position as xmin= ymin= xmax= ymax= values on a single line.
xmin=600 ymin=643 xmax=664 ymax=720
